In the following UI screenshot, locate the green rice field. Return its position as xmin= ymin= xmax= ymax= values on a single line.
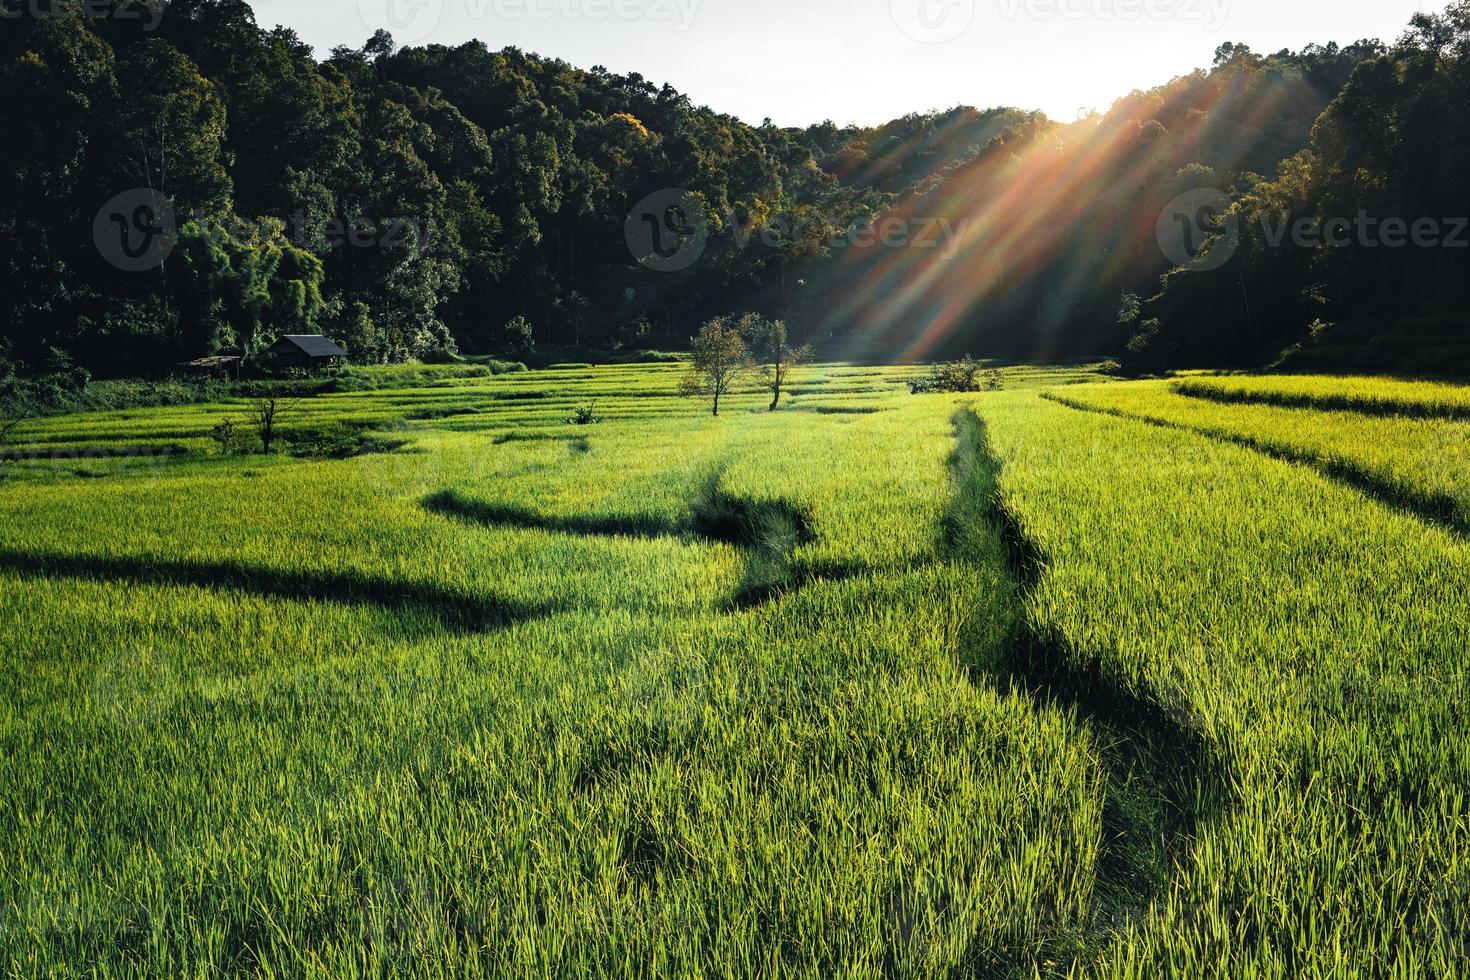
xmin=2 ymin=362 xmax=1467 ymax=977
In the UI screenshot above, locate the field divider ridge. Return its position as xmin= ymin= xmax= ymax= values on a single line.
xmin=1042 ymin=390 xmax=1470 ymax=537
xmin=1173 ymin=379 xmax=1470 ymax=421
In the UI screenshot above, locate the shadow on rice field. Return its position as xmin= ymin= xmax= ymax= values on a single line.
xmin=944 ymin=408 xmax=1228 ymax=960
xmin=0 ymin=548 xmax=553 ymax=634
xmin=424 ymin=474 xmax=863 ymax=610
xmin=491 ymin=432 xmax=592 ymax=453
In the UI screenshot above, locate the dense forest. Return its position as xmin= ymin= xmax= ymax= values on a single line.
xmin=3 ymin=0 xmax=1468 ymax=377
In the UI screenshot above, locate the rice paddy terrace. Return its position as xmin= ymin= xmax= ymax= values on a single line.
xmin=1 ymin=362 xmax=1466 ymax=977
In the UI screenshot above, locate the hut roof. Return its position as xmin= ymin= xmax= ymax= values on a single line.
xmin=272 ymin=335 xmax=348 ymax=358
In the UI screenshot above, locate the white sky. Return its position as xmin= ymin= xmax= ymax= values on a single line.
xmin=249 ymin=0 xmax=1437 ymax=126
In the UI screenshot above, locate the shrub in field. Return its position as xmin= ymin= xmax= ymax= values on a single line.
xmin=286 ymin=424 xmax=377 ymax=459
xmin=35 ymin=378 xmax=229 ymax=414
xmin=233 ymin=378 xmax=339 ymax=399
xmin=565 ymin=405 xmax=602 ymax=425
xmin=209 ymin=419 xmax=260 ymax=456
xmin=909 ymin=356 xmax=990 ymax=394
xmin=608 ymin=349 xmax=683 ymax=364
xmin=1 ymin=347 xmax=92 ymax=424
xmin=330 ymin=364 xmax=523 ymax=391
xmin=417 ymin=348 xmax=465 ymax=365
xmin=289 ymin=427 xmax=408 ymax=459
xmin=1118 ymin=319 xmax=1172 ymax=377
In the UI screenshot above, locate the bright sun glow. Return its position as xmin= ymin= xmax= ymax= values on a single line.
xmin=257 ymin=0 xmax=1433 ymax=124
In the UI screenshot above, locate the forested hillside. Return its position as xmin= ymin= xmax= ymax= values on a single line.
xmin=3 ymin=0 xmax=1467 ymax=374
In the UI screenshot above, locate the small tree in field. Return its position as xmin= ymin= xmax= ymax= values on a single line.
xmin=251 ymin=395 xmax=302 ymax=454
xmin=0 ymin=361 xmax=32 ymax=480
xmin=680 ymin=317 xmax=752 ymax=417
xmin=0 ymin=410 xmax=21 ymax=479
xmin=741 ymin=315 xmax=812 ymax=411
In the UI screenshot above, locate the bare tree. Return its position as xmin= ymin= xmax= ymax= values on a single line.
xmin=0 ymin=370 xmax=30 ymax=480
xmin=680 ymin=317 xmax=753 ymax=417
xmin=0 ymin=411 xmax=22 ymax=479
xmin=742 ymin=316 xmax=812 ymax=411
xmin=251 ymin=395 xmax=302 ymax=454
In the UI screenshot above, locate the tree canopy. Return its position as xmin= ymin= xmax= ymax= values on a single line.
xmin=2 ymin=0 xmax=1463 ymax=374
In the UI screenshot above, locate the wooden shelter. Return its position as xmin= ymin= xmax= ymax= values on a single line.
xmin=264 ymin=335 xmax=348 ymax=371
xmin=178 ymin=355 xmax=243 ymax=380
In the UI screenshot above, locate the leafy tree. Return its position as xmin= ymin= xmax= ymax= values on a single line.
xmin=741 ymin=315 xmax=811 ymax=411
xmin=680 ymin=317 xmax=752 ymax=417
xmin=111 ymin=40 xmax=231 ymax=215
xmin=325 ymin=300 xmax=380 ymax=360
xmin=172 ymin=218 xmax=325 ymax=357
xmin=0 ymin=11 xmax=118 ymax=357
xmin=502 ymin=315 xmax=535 ymax=355
xmin=1123 ymin=5 xmax=1470 ymax=370
xmin=209 ymin=418 xmax=257 ymax=455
